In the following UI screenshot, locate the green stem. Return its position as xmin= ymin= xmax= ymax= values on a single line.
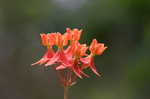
xmin=64 ymin=86 xmax=69 ymax=99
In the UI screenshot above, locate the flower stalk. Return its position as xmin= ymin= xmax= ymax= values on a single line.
xmin=64 ymin=86 xmax=69 ymax=99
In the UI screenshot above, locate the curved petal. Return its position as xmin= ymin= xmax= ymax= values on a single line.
xmin=45 ymin=51 xmax=60 ymax=66
xmin=31 ymin=49 xmax=54 ymax=66
xmin=59 ymin=50 xmax=72 ymax=66
xmin=90 ymin=57 xmax=101 ymax=76
xmin=56 ymin=65 xmax=67 ymax=70
xmin=72 ymin=64 xmax=83 ymax=79
xmin=80 ymin=56 xmax=101 ymax=76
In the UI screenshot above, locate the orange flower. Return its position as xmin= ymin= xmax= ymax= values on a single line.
xmin=65 ymin=28 xmax=82 ymax=43
xmin=89 ymin=39 xmax=107 ymax=55
xmin=32 ymin=28 xmax=107 ymax=86
xmin=72 ymin=28 xmax=82 ymax=41
xmin=40 ymin=33 xmax=49 ymax=46
xmin=40 ymin=33 xmax=56 ymax=47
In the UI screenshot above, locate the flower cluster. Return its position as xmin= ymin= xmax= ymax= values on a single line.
xmin=32 ymin=28 xmax=107 ymax=86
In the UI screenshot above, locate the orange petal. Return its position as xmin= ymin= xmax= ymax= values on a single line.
xmin=95 ymin=44 xmax=107 ymax=55
xmin=47 ymin=33 xmax=56 ymax=46
xmin=89 ymin=39 xmax=98 ymax=52
xmin=73 ymin=28 xmax=82 ymax=41
xmin=40 ymin=33 xmax=48 ymax=46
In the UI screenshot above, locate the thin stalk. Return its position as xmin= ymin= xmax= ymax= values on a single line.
xmin=64 ymin=86 xmax=69 ymax=99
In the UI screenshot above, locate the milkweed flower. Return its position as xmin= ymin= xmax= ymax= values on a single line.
xmin=31 ymin=28 xmax=107 ymax=99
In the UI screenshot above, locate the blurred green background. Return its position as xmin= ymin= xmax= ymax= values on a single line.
xmin=0 ymin=0 xmax=150 ymax=99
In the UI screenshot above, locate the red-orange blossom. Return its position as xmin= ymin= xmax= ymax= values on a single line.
xmin=32 ymin=28 xmax=107 ymax=87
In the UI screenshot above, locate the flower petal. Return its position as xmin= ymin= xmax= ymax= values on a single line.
xmin=45 ymin=51 xmax=60 ymax=66
xmin=31 ymin=49 xmax=54 ymax=66
xmin=59 ymin=50 xmax=72 ymax=66
xmin=56 ymin=65 xmax=67 ymax=70
xmin=90 ymin=57 xmax=101 ymax=76
xmin=72 ymin=65 xmax=83 ymax=79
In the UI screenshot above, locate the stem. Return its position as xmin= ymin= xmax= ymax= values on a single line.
xmin=64 ymin=86 xmax=69 ymax=99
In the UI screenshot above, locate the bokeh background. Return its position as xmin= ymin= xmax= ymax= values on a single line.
xmin=0 ymin=0 xmax=150 ymax=99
